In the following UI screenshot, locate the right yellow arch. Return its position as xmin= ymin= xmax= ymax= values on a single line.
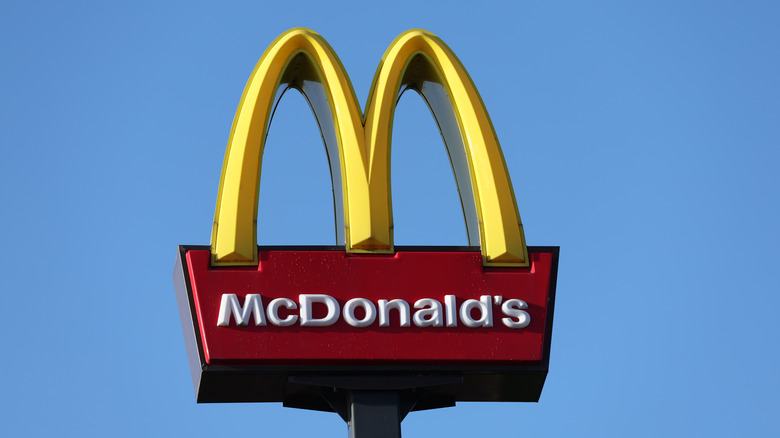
xmin=211 ymin=28 xmax=528 ymax=267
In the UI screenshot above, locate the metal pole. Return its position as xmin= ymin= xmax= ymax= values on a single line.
xmin=348 ymin=391 xmax=402 ymax=438
xmin=287 ymin=374 xmax=461 ymax=438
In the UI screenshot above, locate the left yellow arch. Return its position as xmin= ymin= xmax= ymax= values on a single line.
xmin=211 ymin=28 xmax=377 ymax=265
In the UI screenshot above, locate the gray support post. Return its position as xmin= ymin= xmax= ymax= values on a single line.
xmin=348 ymin=391 xmax=402 ymax=438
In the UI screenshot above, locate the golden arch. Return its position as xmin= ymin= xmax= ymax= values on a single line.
xmin=211 ymin=28 xmax=528 ymax=267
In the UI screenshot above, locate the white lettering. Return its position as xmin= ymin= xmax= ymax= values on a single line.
xmin=299 ymin=294 xmax=340 ymax=327
xmin=267 ymin=298 xmax=298 ymax=327
xmin=215 ymin=294 xmax=530 ymax=329
xmin=459 ymin=295 xmax=493 ymax=328
xmin=413 ymin=298 xmax=443 ymax=327
xmin=378 ymin=299 xmax=411 ymax=327
xmin=217 ymin=294 xmax=266 ymax=327
xmin=344 ymin=298 xmax=377 ymax=327
xmin=444 ymin=295 xmax=457 ymax=327
xmin=501 ymin=299 xmax=530 ymax=328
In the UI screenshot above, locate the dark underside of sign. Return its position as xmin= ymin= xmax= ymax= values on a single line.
xmin=174 ymin=245 xmax=558 ymax=407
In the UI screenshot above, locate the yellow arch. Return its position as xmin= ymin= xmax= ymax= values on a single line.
xmin=211 ymin=28 xmax=528 ymax=267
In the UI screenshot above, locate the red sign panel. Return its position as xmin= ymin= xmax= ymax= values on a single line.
xmin=174 ymin=245 xmax=558 ymax=404
xmin=186 ymin=248 xmax=555 ymax=366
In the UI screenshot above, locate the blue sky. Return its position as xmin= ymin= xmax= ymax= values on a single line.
xmin=2 ymin=0 xmax=779 ymax=436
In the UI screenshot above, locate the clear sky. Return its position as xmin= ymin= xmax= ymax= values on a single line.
xmin=2 ymin=1 xmax=779 ymax=436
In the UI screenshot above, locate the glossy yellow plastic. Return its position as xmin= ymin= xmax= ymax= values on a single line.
xmin=211 ymin=28 xmax=528 ymax=267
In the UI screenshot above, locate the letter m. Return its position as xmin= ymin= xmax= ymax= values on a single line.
xmin=217 ymin=294 xmax=266 ymax=326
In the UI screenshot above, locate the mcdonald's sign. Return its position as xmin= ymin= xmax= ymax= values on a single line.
xmin=174 ymin=28 xmax=559 ymax=407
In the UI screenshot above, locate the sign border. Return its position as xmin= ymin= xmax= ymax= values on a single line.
xmin=174 ymin=245 xmax=559 ymax=406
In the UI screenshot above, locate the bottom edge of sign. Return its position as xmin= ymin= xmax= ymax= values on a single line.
xmin=193 ymin=367 xmax=548 ymax=404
